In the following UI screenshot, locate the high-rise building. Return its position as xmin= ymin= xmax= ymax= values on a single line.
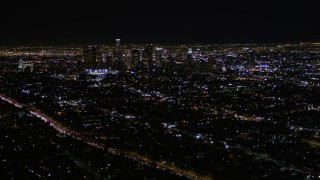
xmin=116 ymin=39 xmax=121 ymax=51
xmin=102 ymin=53 xmax=113 ymax=68
xmin=185 ymin=48 xmax=194 ymax=68
xmin=142 ymin=44 xmax=154 ymax=70
xmin=155 ymin=47 xmax=164 ymax=67
xmin=131 ymin=49 xmax=141 ymax=70
xmin=113 ymin=39 xmax=124 ymax=70
xmin=83 ymin=45 xmax=102 ymax=69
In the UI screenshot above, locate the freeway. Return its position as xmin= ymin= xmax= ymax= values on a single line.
xmin=0 ymin=93 xmax=212 ymax=180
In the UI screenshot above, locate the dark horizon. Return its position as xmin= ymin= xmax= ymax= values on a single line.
xmin=2 ymin=41 xmax=320 ymax=47
xmin=1 ymin=0 xmax=319 ymax=45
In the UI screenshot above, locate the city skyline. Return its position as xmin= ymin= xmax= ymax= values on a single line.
xmin=1 ymin=1 xmax=320 ymax=179
xmin=1 ymin=42 xmax=320 ymax=179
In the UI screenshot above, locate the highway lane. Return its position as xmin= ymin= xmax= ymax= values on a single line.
xmin=0 ymin=93 xmax=213 ymax=180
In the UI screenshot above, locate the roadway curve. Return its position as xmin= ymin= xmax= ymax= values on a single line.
xmin=0 ymin=93 xmax=212 ymax=180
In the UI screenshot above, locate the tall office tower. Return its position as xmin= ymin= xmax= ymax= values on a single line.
xmin=164 ymin=55 xmax=176 ymax=75
xmin=102 ymin=53 xmax=113 ymax=68
xmin=131 ymin=49 xmax=141 ymax=70
xmin=142 ymin=44 xmax=154 ymax=70
xmin=185 ymin=48 xmax=194 ymax=68
xmin=83 ymin=45 xmax=102 ymax=69
xmin=102 ymin=53 xmax=107 ymax=63
xmin=248 ymin=51 xmax=255 ymax=67
xmin=116 ymin=39 xmax=121 ymax=51
xmin=113 ymin=39 xmax=124 ymax=70
xmin=155 ymin=47 xmax=164 ymax=67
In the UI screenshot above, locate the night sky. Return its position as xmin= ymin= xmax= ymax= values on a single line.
xmin=0 ymin=0 xmax=319 ymax=44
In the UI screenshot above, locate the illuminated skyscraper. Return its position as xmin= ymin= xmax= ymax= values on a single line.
xmin=83 ymin=45 xmax=102 ymax=69
xmin=155 ymin=47 xmax=164 ymax=66
xmin=113 ymin=39 xmax=124 ymax=70
xmin=142 ymin=44 xmax=154 ymax=71
xmin=185 ymin=48 xmax=194 ymax=68
xmin=131 ymin=49 xmax=141 ymax=70
xmin=116 ymin=39 xmax=121 ymax=50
